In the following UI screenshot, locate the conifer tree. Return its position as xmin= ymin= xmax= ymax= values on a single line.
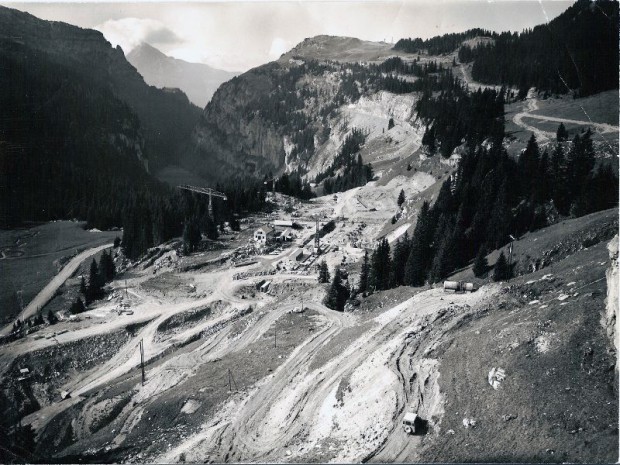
xmin=493 ymin=251 xmax=512 ymax=282
xmin=70 ymin=297 xmax=86 ymax=314
xmin=550 ymin=142 xmax=570 ymax=214
xmin=428 ymin=215 xmax=455 ymax=283
xmin=391 ymin=234 xmax=410 ymax=287
xmin=318 ymin=261 xmax=330 ymax=283
xmin=87 ymin=258 xmax=104 ymax=301
xmin=404 ymin=201 xmax=434 ymax=286
xmin=99 ymin=250 xmax=116 ymax=283
xmin=359 ymin=250 xmax=370 ymax=294
xmin=567 ymin=131 xmax=595 ymax=206
xmin=486 ymin=179 xmax=511 ymax=249
xmin=80 ymin=276 xmax=87 ymax=296
xmin=183 ymin=217 xmax=201 ymax=254
xmin=324 ymin=268 xmax=348 ymax=311
xmin=370 ymin=238 xmax=391 ymax=291
xmin=204 ymin=214 xmax=219 ymax=240
xmin=472 ymin=246 xmax=489 ymax=277
xmin=556 ymin=122 xmax=568 ymax=142
xmin=404 ymin=235 xmax=426 ymax=286
xmin=47 ymin=310 xmax=58 ymax=325
xmin=397 ymin=189 xmax=406 ymax=208
xmin=518 ymin=134 xmax=540 ymax=195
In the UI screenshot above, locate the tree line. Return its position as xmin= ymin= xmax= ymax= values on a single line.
xmin=359 ymin=127 xmax=617 ymax=292
xmin=393 ymin=29 xmax=494 ymax=55
xmin=465 ymin=0 xmax=618 ymax=97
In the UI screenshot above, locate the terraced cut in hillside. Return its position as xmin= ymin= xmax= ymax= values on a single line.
xmin=1 ymin=201 xmax=617 ymax=463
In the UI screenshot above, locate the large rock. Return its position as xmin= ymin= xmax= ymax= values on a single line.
xmin=604 ymin=234 xmax=618 ymax=362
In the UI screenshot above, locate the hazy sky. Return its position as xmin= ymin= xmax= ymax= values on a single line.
xmin=3 ymin=1 xmax=572 ymax=71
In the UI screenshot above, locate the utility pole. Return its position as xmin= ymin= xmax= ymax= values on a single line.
xmin=227 ymin=368 xmax=238 ymax=392
xmin=314 ymin=217 xmax=320 ymax=253
xmin=139 ymin=339 xmax=145 ymax=385
xmin=508 ymin=234 xmax=516 ymax=266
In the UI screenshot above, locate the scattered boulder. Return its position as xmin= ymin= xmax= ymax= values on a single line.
xmin=488 ymin=367 xmax=506 ymax=389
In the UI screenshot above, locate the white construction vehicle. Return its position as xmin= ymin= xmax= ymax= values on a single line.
xmin=402 ymin=412 xmax=418 ymax=434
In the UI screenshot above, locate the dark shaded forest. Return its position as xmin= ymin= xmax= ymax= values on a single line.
xmin=0 ymin=39 xmax=267 ymax=260
xmin=393 ymin=29 xmax=493 ymax=55
xmin=361 ymin=129 xmax=618 ymax=293
xmin=464 ymin=0 xmax=617 ymax=97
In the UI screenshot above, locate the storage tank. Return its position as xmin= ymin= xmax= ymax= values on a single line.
xmin=443 ymin=281 xmax=478 ymax=293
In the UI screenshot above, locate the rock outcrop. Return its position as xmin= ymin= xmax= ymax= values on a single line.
xmin=604 ymin=234 xmax=618 ymax=362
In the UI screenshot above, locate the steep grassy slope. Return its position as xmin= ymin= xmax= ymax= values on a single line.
xmin=419 ymin=240 xmax=617 ymax=462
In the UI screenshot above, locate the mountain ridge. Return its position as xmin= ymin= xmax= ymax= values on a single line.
xmin=127 ymin=42 xmax=238 ymax=108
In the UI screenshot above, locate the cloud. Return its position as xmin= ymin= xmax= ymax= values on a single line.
xmin=94 ymin=17 xmax=182 ymax=54
xmin=268 ymin=37 xmax=290 ymax=60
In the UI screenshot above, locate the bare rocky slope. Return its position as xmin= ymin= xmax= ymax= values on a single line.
xmin=605 ymin=235 xmax=618 ymax=360
xmin=185 ymin=35 xmax=437 ymax=182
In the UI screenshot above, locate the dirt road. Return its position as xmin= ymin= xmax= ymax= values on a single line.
xmin=158 ymin=285 xmax=498 ymax=463
xmin=512 ymin=88 xmax=620 ymax=142
xmin=0 ymin=243 xmax=113 ymax=336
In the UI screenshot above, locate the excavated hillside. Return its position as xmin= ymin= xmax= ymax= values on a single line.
xmin=186 ymin=35 xmax=451 ymax=183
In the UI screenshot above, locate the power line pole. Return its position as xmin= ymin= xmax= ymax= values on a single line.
xmin=139 ymin=339 xmax=145 ymax=385
xmin=228 ymin=368 xmax=238 ymax=392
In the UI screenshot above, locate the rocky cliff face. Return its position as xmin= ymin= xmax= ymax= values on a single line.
xmin=187 ymin=44 xmax=418 ymax=182
xmin=604 ymin=235 xmax=618 ymax=363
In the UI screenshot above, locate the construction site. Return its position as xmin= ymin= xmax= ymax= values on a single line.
xmin=0 ymin=4 xmax=618 ymax=461
xmin=0 ymin=172 xmax=617 ymax=462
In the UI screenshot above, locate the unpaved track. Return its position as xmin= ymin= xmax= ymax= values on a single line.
xmin=0 ymin=243 xmax=113 ymax=336
xmin=159 ymin=285 xmax=498 ymax=463
xmin=8 ymin=233 xmax=499 ymax=463
xmin=512 ymin=88 xmax=619 ymax=142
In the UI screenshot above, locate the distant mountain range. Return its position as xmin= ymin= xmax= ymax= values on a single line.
xmin=127 ymin=43 xmax=238 ymax=108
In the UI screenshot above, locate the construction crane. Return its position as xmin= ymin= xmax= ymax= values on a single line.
xmin=177 ymin=185 xmax=228 ymax=216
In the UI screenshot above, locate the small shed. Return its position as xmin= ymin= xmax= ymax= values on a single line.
xmin=273 ymin=220 xmax=293 ymax=228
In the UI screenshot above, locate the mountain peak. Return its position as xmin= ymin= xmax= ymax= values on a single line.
xmin=281 ymin=34 xmax=402 ymax=63
xmin=126 ymin=42 xmax=238 ymax=108
xmin=128 ymin=42 xmax=167 ymax=59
